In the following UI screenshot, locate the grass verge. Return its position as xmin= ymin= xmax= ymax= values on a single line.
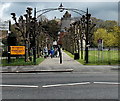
xmin=64 ymin=50 xmax=119 ymax=65
xmin=1 ymin=57 xmax=45 ymax=66
xmin=64 ymin=50 xmax=85 ymax=65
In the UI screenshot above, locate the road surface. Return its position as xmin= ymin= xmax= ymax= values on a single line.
xmin=2 ymin=72 xmax=119 ymax=99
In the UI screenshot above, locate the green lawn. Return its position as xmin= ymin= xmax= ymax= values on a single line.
xmin=88 ymin=50 xmax=118 ymax=65
xmin=64 ymin=50 xmax=119 ymax=65
xmin=64 ymin=50 xmax=74 ymax=58
xmin=1 ymin=57 xmax=45 ymax=66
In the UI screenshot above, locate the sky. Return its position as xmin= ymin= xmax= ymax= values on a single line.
xmin=0 ymin=0 xmax=119 ymax=23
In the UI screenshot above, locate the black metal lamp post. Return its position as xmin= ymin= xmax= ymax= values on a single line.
xmin=76 ymin=21 xmax=80 ymax=59
xmin=31 ymin=8 xmax=37 ymax=64
xmin=7 ymin=20 xmax=11 ymax=63
xmin=85 ymin=8 xmax=91 ymax=63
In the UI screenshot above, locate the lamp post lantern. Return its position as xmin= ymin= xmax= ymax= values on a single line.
xmin=58 ymin=3 xmax=64 ymax=12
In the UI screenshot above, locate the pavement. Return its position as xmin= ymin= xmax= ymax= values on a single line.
xmin=1 ymin=51 xmax=119 ymax=73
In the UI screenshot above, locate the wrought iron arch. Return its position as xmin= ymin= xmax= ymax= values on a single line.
xmin=35 ymin=3 xmax=87 ymax=19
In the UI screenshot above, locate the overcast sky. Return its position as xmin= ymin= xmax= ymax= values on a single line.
xmin=0 ymin=0 xmax=119 ymax=22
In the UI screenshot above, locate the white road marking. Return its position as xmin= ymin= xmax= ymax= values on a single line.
xmin=0 ymin=85 xmax=38 ymax=88
xmin=93 ymin=82 xmax=120 ymax=85
xmin=42 ymin=82 xmax=90 ymax=88
xmin=2 ymin=72 xmax=111 ymax=75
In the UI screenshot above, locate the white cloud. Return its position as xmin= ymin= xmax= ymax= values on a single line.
xmin=0 ymin=2 xmax=118 ymax=22
xmin=1 ymin=0 xmax=119 ymax=2
xmin=0 ymin=3 xmax=11 ymax=21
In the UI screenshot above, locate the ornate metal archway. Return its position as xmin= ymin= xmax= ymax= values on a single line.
xmin=33 ymin=3 xmax=91 ymax=64
xmin=34 ymin=3 xmax=87 ymax=19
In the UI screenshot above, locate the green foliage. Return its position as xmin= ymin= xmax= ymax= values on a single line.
xmin=11 ymin=25 xmax=24 ymax=46
xmin=93 ymin=28 xmax=106 ymax=46
xmin=2 ymin=31 xmax=7 ymax=46
xmin=91 ymin=18 xmax=118 ymax=47
xmin=2 ymin=38 xmax=7 ymax=46
xmin=42 ymin=20 xmax=60 ymax=40
xmin=7 ymin=35 xmax=17 ymax=46
xmin=2 ymin=25 xmax=24 ymax=47
xmin=112 ymin=26 xmax=120 ymax=46
xmin=93 ymin=27 xmax=119 ymax=47
xmin=92 ymin=17 xmax=117 ymax=31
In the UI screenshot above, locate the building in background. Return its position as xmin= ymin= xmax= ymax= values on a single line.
xmin=58 ymin=11 xmax=85 ymax=49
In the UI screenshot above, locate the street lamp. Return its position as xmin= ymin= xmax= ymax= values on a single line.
xmin=84 ymin=9 xmax=93 ymax=63
xmin=7 ymin=20 xmax=11 ymax=63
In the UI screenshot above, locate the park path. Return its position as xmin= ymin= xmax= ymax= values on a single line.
xmin=37 ymin=51 xmax=83 ymax=71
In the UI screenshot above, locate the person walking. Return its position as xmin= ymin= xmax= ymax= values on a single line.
xmin=50 ymin=47 xmax=54 ymax=58
xmin=44 ymin=46 xmax=48 ymax=58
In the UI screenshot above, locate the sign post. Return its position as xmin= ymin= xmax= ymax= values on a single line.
xmin=8 ymin=20 xmax=11 ymax=63
xmin=98 ymin=39 xmax=103 ymax=51
xmin=97 ymin=39 xmax=103 ymax=62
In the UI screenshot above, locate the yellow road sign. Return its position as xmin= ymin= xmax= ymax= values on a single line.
xmin=10 ymin=46 xmax=25 ymax=55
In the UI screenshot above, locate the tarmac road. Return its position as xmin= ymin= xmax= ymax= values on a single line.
xmin=2 ymin=72 xmax=119 ymax=99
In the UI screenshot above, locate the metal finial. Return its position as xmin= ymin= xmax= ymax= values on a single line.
xmin=59 ymin=3 xmax=63 ymax=8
